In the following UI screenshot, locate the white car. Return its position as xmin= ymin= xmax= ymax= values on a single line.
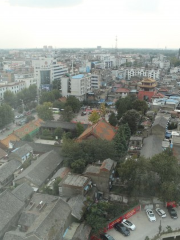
xmin=156 ymin=208 xmax=166 ymax=218
xmin=146 ymin=209 xmax=156 ymax=222
xmin=121 ymin=219 xmax=136 ymax=230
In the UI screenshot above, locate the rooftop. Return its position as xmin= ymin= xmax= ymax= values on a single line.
xmin=72 ymin=74 xmax=84 ymax=79
xmin=14 ymin=150 xmax=63 ymax=188
xmin=77 ymin=119 xmax=117 ymax=142
xmin=63 ymin=174 xmax=89 ymax=187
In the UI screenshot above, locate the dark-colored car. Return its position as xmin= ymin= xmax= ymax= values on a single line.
xmin=81 ymin=111 xmax=86 ymax=116
xmin=100 ymin=233 xmax=115 ymax=240
xmin=167 ymin=206 xmax=178 ymax=219
xmin=114 ymin=222 xmax=130 ymax=236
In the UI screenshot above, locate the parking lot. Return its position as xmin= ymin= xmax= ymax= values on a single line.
xmin=107 ymin=207 xmax=180 ymax=240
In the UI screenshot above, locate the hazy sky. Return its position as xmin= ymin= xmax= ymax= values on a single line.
xmin=0 ymin=0 xmax=179 ymax=49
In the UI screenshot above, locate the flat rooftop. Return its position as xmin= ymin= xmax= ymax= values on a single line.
xmin=72 ymin=74 xmax=84 ymax=79
xmin=63 ymin=174 xmax=89 ymax=187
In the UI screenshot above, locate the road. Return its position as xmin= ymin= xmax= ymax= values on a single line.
xmin=107 ymin=207 xmax=180 ymax=240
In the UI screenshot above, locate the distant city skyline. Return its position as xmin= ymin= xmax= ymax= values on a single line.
xmin=1 ymin=0 xmax=180 ymax=49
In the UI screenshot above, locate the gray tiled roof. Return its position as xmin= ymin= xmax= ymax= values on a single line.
xmin=3 ymin=231 xmax=25 ymax=240
xmin=0 ymin=190 xmax=25 ymax=234
xmin=10 ymin=144 xmax=33 ymax=158
xmin=0 ymin=160 xmax=21 ymax=183
xmin=26 ymin=198 xmax=71 ymax=240
xmin=152 ymin=116 xmax=168 ymax=129
xmin=12 ymin=183 xmax=33 ymax=202
xmin=12 ymin=141 xmax=60 ymax=154
xmin=72 ymin=223 xmax=91 ymax=240
xmin=140 ymin=135 xmax=163 ymax=158
xmin=68 ymin=195 xmax=86 ymax=220
xmin=41 ymin=121 xmax=88 ymax=130
xmin=14 ymin=150 xmax=63 ymax=187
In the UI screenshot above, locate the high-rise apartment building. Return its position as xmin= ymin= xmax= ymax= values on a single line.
xmin=61 ymin=74 xmax=91 ymax=101
xmin=32 ymin=57 xmax=68 ymax=90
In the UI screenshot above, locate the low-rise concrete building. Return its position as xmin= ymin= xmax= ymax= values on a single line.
xmin=0 ymin=160 xmax=21 ymax=189
xmin=84 ymin=158 xmax=116 ymax=195
xmin=13 ymin=150 xmax=63 ymax=190
xmin=59 ymin=174 xmax=91 ymax=197
xmin=9 ymin=144 xmax=33 ymax=163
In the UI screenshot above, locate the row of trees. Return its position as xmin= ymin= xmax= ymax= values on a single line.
xmin=4 ymin=85 xmax=37 ymax=109
xmin=115 ymin=95 xmax=148 ymax=119
xmin=0 ymin=104 xmax=14 ymax=128
xmin=118 ymin=149 xmax=180 ymax=202
xmin=36 ymin=95 xmax=81 ymax=121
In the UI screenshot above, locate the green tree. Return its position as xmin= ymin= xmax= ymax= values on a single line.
xmin=115 ymin=95 xmax=136 ymax=119
xmin=52 ymin=89 xmax=61 ymax=100
xmin=23 ymin=134 xmax=33 ymax=142
xmin=36 ymin=102 xmax=54 ymax=121
xmin=53 ymin=127 xmax=63 ymax=139
xmin=52 ymin=79 xmax=61 ymax=90
xmin=53 ymin=100 xmax=65 ymax=109
xmin=71 ymin=159 xmax=86 ymax=173
xmin=62 ymin=138 xmax=118 ymax=166
xmin=150 ymin=150 xmax=180 ymax=184
xmin=76 ymin=122 xmax=84 ymax=137
xmin=66 ymin=96 xmax=81 ymax=113
xmin=121 ymin=110 xmax=140 ymax=134
xmin=86 ymin=214 xmax=107 ymax=234
xmin=0 ymin=104 xmax=14 ymax=127
xmin=52 ymin=177 xmax=61 ymax=195
xmin=61 ymin=106 xmax=74 ymax=122
xmin=28 ymin=85 xmax=37 ymax=100
xmin=132 ymin=99 xmax=148 ymax=115
xmin=40 ymin=92 xmax=55 ymax=104
xmin=25 ymin=115 xmax=35 ymax=123
xmin=108 ymin=112 xmax=117 ymax=126
xmin=100 ymin=103 xmax=106 ymax=117
xmin=3 ymin=91 xmax=17 ymax=108
xmin=88 ymin=110 xmax=100 ymax=124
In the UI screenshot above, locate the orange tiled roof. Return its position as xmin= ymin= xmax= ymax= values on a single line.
xmin=76 ymin=119 xmax=117 ymax=142
xmin=0 ymin=133 xmax=20 ymax=148
xmin=14 ymin=118 xmax=43 ymax=139
xmin=115 ymin=88 xmax=130 ymax=93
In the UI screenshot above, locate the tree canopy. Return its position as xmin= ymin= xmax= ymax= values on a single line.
xmin=121 ymin=109 xmax=140 ymax=134
xmin=132 ymin=99 xmax=148 ymax=115
xmin=36 ymin=102 xmax=54 ymax=121
xmin=66 ymin=96 xmax=81 ymax=113
xmin=88 ymin=110 xmax=100 ymax=124
xmin=0 ymin=104 xmax=14 ymax=128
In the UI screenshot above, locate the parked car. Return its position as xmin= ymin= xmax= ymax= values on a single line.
xmin=81 ymin=111 xmax=86 ymax=116
xmin=156 ymin=208 xmax=166 ymax=218
xmin=167 ymin=206 xmax=178 ymax=219
xmin=121 ymin=219 xmax=136 ymax=230
xmin=100 ymin=233 xmax=115 ymax=240
xmin=146 ymin=209 xmax=156 ymax=222
xmin=15 ymin=115 xmax=21 ymax=119
xmin=114 ymin=222 xmax=130 ymax=236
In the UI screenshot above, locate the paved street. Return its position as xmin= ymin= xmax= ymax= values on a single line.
xmin=107 ymin=207 xmax=180 ymax=240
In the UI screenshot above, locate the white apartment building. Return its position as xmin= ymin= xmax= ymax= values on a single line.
xmin=14 ymin=74 xmax=37 ymax=88
xmin=124 ymin=67 xmax=161 ymax=80
xmin=170 ymin=67 xmax=180 ymax=73
xmin=112 ymin=69 xmax=126 ymax=80
xmin=32 ymin=57 xmax=68 ymax=89
xmin=0 ymin=81 xmax=25 ymax=100
xmin=91 ymin=74 xmax=101 ymax=89
xmin=3 ymin=60 xmax=26 ymax=71
xmin=61 ymin=74 xmax=91 ymax=101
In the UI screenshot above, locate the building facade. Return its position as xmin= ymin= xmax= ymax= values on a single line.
xmin=32 ymin=57 xmax=68 ymax=89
